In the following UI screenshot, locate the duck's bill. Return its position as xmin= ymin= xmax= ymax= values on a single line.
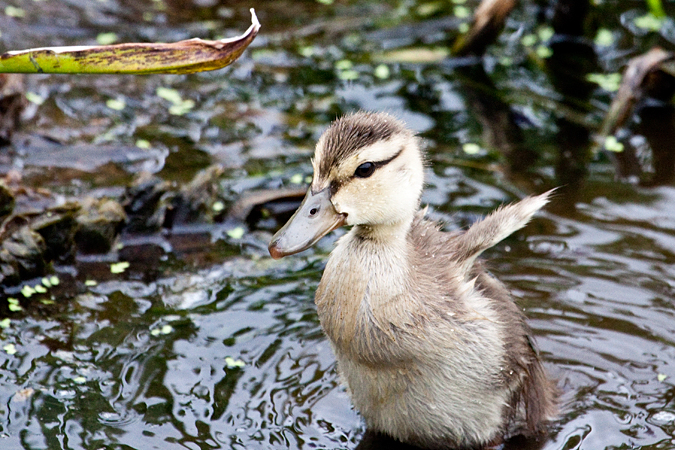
xmin=268 ymin=188 xmax=346 ymax=259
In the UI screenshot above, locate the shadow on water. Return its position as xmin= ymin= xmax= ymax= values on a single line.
xmin=1 ymin=0 xmax=675 ymax=449
xmin=356 ymin=430 xmax=548 ymax=450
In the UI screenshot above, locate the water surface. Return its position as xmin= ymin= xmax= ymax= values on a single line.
xmin=1 ymin=0 xmax=675 ymax=448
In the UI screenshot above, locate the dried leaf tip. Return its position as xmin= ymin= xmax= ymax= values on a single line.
xmin=220 ymin=8 xmax=261 ymax=44
xmin=250 ymin=8 xmax=261 ymax=31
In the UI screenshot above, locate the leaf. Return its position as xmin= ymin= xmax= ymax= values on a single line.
xmin=604 ymin=136 xmax=624 ymax=152
xmin=538 ymin=26 xmax=554 ymax=42
xmin=169 ymin=99 xmax=195 ymax=115
xmin=633 ymin=13 xmax=664 ymax=32
xmin=337 ymin=70 xmax=359 ymax=81
xmin=335 ymin=59 xmax=353 ymax=70
xmin=3 ymin=343 xmax=16 ymax=355
xmin=290 ymin=174 xmax=304 ymax=184
xmin=586 ymin=72 xmax=622 ymax=91
xmin=225 ymin=356 xmax=245 ymax=368
xmin=374 ymin=64 xmax=390 ymax=79
xmin=25 ymin=91 xmax=45 ymax=105
xmin=96 ymin=32 xmax=119 ymax=46
xmin=521 ymin=34 xmax=537 ymax=47
xmin=110 ymin=261 xmax=130 ymax=274
xmin=106 ymin=98 xmax=126 ymax=111
xmin=21 ymin=285 xmax=34 ymax=297
xmin=453 ymin=5 xmax=471 ymax=18
xmin=536 ymin=45 xmax=553 ymax=59
xmin=0 ymin=8 xmax=260 ymax=74
xmin=646 ymin=0 xmax=666 ymax=18
xmin=595 ymin=28 xmax=614 ymax=47
xmin=212 ymin=201 xmax=225 ymax=212
xmin=462 ymin=143 xmax=481 ymax=154
xmin=34 ymin=285 xmax=47 ymax=294
xmin=227 ymin=227 xmax=245 ymax=239
xmin=417 ymin=2 xmax=445 ymax=16
xmin=4 ymin=6 xmax=25 ymax=18
xmin=156 ymin=87 xmax=183 ymax=104
xmin=156 ymin=87 xmax=195 ymax=115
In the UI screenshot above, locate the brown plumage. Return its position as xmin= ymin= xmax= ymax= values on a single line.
xmin=269 ymin=111 xmax=557 ymax=449
xmin=315 ymin=111 xmax=407 ymax=178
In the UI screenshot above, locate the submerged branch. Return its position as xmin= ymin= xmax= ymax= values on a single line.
xmin=596 ymin=47 xmax=674 ymax=146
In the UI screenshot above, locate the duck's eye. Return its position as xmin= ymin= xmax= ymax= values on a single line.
xmin=354 ymin=162 xmax=375 ymax=178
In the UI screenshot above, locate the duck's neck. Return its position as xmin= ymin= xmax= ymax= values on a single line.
xmin=351 ymin=215 xmax=414 ymax=246
xmin=318 ymin=215 xmax=415 ymax=360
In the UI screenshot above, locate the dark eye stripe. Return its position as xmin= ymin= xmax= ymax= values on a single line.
xmin=352 ymin=147 xmax=404 ymax=179
xmin=323 ymin=146 xmax=406 ymax=197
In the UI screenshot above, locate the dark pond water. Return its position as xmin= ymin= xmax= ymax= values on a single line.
xmin=1 ymin=0 xmax=675 ymax=449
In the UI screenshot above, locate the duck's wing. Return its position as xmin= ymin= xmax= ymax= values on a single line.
xmin=453 ymin=190 xmax=553 ymax=279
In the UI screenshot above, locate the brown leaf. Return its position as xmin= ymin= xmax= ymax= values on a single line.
xmin=0 ymin=8 xmax=260 ymax=74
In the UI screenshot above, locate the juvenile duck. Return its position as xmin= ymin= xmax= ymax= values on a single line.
xmin=268 ymin=112 xmax=557 ymax=449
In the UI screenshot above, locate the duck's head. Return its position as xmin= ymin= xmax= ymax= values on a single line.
xmin=269 ymin=111 xmax=424 ymax=259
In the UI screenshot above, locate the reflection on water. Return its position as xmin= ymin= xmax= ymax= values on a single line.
xmin=1 ymin=0 xmax=675 ymax=449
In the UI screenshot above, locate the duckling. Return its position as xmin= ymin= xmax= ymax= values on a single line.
xmin=268 ymin=111 xmax=557 ymax=449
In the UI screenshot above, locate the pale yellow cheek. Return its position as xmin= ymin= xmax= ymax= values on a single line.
xmin=332 ymin=184 xmax=357 ymax=214
xmin=333 ymin=179 xmax=391 ymax=221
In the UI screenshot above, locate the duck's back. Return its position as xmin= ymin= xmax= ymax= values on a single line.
xmin=409 ymin=213 xmax=558 ymax=440
xmin=315 ymin=193 xmax=557 ymax=448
